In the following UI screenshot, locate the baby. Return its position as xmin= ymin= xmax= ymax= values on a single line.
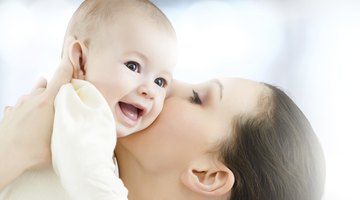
xmin=0 ymin=0 xmax=177 ymax=199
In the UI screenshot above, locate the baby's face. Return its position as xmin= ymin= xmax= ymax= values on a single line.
xmin=83 ymin=14 xmax=177 ymax=137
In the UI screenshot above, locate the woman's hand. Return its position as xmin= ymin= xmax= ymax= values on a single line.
xmin=0 ymin=58 xmax=73 ymax=189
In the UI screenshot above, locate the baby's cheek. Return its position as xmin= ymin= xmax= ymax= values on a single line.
xmin=152 ymin=100 xmax=163 ymax=120
xmin=153 ymin=90 xmax=166 ymax=112
xmin=143 ymin=99 xmax=164 ymax=130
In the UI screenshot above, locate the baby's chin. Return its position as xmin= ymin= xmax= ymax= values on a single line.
xmin=115 ymin=116 xmax=156 ymax=138
xmin=116 ymin=127 xmax=134 ymax=138
xmin=116 ymin=123 xmax=144 ymax=138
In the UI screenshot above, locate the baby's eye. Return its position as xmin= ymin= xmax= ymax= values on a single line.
xmin=125 ymin=61 xmax=140 ymax=73
xmin=190 ymin=90 xmax=202 ymax=105
xmin=154 ymin=78 xmax=167 ymax=88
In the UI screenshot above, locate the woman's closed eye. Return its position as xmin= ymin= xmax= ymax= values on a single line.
xmin=125 ymin=61 xmax=140 ymax=73
xmin=190 ymin=90 xmax=202 ymax=105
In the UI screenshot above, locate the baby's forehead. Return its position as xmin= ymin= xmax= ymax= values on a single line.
xmin=70 ymin=0 xmax=175 ymax=35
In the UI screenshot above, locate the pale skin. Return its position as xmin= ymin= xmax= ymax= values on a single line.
xmin=116 ymin=78 xmax=266 ymax=200
xmin=0 ymin=45 xmax=74 ymax=189
xmin=3 ymin=1 xmax=272 ymax=199
xmin=0 ymin=0 xmax=179 ymax=194
xmin=68 ymin=7 xmax=177 ymax=137
xmin=0 ymin=63 xmax=266 ymax=199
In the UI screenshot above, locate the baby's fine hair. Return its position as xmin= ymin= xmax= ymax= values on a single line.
xmin=62 ymin=0 xmax=175 ymax=53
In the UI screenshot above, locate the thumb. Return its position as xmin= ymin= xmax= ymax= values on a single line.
xmin=44 ymin=60 xmax=73 ymax=101
xmin=44 ymin=36 xmax=76 ymax=100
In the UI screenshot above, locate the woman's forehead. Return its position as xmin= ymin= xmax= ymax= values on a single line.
xmin=219 ymin=78 xmax=265 ymax=115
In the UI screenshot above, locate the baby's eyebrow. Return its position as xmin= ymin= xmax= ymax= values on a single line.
xmin=124 ymin=51 xmax=148 ymax=64
xmin=161 ymin=71 xmax=173 ymax=82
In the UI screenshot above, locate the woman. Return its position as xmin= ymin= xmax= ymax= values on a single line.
xmin=0 ymin=62 xmax=325 ymax=199
xmin=116 ymin=78 xmax=325 ymax=200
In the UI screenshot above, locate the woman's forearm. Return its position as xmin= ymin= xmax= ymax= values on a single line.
xmin=0 ymin=133 xmax=34 ymax=190
xmin=0 ymin=59 xmax=73 ymax=190
xmin=0 ymin=104 xmax=52 ymax=190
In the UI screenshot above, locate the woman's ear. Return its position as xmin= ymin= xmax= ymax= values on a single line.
xmin=180 ymin=162 xmax=235 ymax=197
xmin=67 ymin=40 xmax=88 ymax=80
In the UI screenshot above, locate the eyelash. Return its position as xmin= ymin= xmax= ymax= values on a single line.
xmin=190 ymin=90 xmax=202 ymax=105
xmin=155 ymin=78 xmax=167 ymax=88
xmin=125 ymin=61 xmax=167 ymax=88
xmin=125 ymin=61 xmax=140 ymax=73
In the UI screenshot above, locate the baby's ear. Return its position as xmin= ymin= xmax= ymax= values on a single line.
xmin=67 ymin=40 xmax=88 ymax=80
xmin=180 ymin=160 xmax=234 ymax=198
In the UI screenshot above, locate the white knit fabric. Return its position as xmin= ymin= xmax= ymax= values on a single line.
xmin=0 ymin=79 xmax=127 ymax=200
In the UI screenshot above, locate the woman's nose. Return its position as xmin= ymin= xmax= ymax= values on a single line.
xmin=167 ymin=80 xmax=193 ymax=98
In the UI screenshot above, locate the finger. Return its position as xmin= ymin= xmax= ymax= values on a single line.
xmin=61 ymin=36 xmax=76 ymax=59
xmin=44 ymin=36 xmax=75 ymax=100
xmin=45 ymin=60 xmax=73 ymax=101
xmin=3 ymin=106 xmax=13 ymax=116
xmin=31 ymin=77 xmax=48 ymax=94
xmin=32 ymin=87 xmax=46 ymax=95
xmin=15 ymin=95 xmax=29 ymax=107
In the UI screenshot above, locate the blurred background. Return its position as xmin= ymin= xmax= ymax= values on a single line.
xmin=0 ymin=0 xmax=359 ymax=199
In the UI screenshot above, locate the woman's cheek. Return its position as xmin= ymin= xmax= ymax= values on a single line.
xmin=160 ymin=100 xmax=209 ymax=146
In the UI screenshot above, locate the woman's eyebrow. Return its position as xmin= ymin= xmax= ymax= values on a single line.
xmin=212 ymin=79 xmax=223 ymax=100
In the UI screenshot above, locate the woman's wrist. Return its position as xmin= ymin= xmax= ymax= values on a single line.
xmin=0 ymin=132 xmax=28 ymax=188
xmin=9 ymin=135 xmax=50 ymax=170
xmin=0 ymin=127 xmax=47 ymax=189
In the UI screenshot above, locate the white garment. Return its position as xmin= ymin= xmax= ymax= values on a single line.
xmin=0 ymin=79 xmax=127 ymax=200
xmin=0 ymin=168 xmax=70 ymax=200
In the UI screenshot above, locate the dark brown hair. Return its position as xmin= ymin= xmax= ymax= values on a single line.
xmin=220 ymin=83 xmax=325 ymax=200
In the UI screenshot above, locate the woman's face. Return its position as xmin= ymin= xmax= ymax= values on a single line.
xmin=117 ymin=77 xmax=265 ymax=172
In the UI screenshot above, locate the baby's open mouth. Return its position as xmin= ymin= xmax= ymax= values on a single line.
xmin=118 ymin=102 xmax=144 ymax=121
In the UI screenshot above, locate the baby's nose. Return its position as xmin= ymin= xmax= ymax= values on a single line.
xmin=137 ymin=83 xmax=156 ymax=99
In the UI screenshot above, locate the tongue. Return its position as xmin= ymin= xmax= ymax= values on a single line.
xmin=120 ymin=103 xmax=138 ymax=121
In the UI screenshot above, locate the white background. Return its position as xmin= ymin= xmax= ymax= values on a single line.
xmin=0 ymin=0 xmax=359 ymax=199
